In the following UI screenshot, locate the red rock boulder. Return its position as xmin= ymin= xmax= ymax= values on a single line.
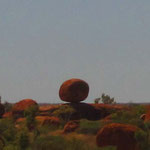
xmin=35 ymin=116 xmax=60 ymax=126
xmin=2 ymin=112 xmax=12 ymax=118
xmin=144 ymin=113 xmax=150 ymax=122
xmin=39 ymin=105 xmax=59 ymax=116
xmin=12 ymin=99 xmax=38 ymax=118
xmin=63 ymin=120 xmax=79 ymax=133
xmin=96 ymin=123 xmax=139 ymax=150
xmin=59 ymin=79 xmax=89 ymax=103
xmin=140 ymin=114 xmax=146 ymax=120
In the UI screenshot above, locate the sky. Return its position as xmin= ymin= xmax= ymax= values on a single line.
xmin=0 ymin=0 xmax=150 ymax=103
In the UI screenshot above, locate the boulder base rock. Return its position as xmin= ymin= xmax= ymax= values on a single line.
xmin=96 ymin=123 xmax=139 ymax=150
xmin=59 ymin=79 xmax=89 ymax=103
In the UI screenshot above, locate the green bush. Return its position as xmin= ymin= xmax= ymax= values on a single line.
xmin=66 ymin=138 xmax=88 ymax=150
xmin=32 ymin=135 xmax=90 ymax=150
xmin=17 ymin=130 xmax=29 ymax=150
xmin=94 ymin=93 xmax=116 ymax=104
xmin=24 ymin=105 xmax=38 ymax=130
xmin=3 ymin=102 xmax=13 ymax=112
xmin=111 ymin=105 xmax=147 ymax=129
xmin=3 ymin=144 xmax=19 ymax=150
xmin=32 ymin=135 xmax=66 ymax=150
xmin=77 ymin=119 xmax=104 ymax=135
xmin=95 ymin=147 xmax=116 ymax=150
xmin=52 ymin=105 xmax=75 ymax=123
xmin=135 ymin=130 xmax=150 ymax=150
xmin=37 ymin=124 xmax=60 ymax=135
xmin=0 ymin=118 xmax=16 ymax=142
xmin=98 ymin=147 xmax=116 ymax=150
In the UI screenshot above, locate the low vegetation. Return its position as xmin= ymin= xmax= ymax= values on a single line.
xmin=0 ymin=98 xmax=150 ymax=150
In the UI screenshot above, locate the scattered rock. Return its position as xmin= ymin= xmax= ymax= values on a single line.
xmin=39 ymin=105 xmax=59 ymax=116
xmin=35 ymin=116 xmax=60 ymax=126
xmin=2 ymin=112 xmax=12 ymax=118
xmin=96 ymin=123 xmax=139 ymax=150
xmin=59 ymin=78 xmax=89 ymax=103
xmin=102 ymin=115 xmax=112 ymax=123
xmin=63 ymin=120 xmax=79 ymax=133
xmin=144 ymin=113 xmax=150 ymax=122
xmin=16 ymin=117 xmax=26 ymax=123
xmin=140 ymin=114 xmax=146 ymax=120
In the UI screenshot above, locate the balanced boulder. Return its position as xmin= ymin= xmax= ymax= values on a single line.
xmin=59 ymin=78 xmax=89 ymax=103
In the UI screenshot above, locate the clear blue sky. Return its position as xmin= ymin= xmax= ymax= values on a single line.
xmin=0 ymin=0 xmax=150 ymax=103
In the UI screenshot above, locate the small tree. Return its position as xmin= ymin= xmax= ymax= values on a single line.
xmin=24 ymin=105 xmax=38 ymax=131
xmin=18 ymin=130 xmax=29 ymax=150
xmin=94 ymin=93 xmax=116 ymax=104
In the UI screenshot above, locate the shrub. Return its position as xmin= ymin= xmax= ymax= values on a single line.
xmin=77 ymin=119 xmax=104 ymax=135
xmin=66 ymin=138 xmax=88 ymax=150
xmin=3 ymin=102 xmax=13 ymax=112
xmin=98 ymin=147 xmax=116 ymax=150
xmin=111 ymin=105 xmax=147 ymax=129
xmin=0 ymin=118 xmax=16 ymax=142
xmin=32 ymin=135 xmax=66 ymax=150
xmin=94 ymin=93 xmax=116 ymax=104
xmin=135 ymin=130 xmax=150 ymax=150
xmin=24 ymin=105 xmax=38 ymax=130
xmin=32 ymin=135 xmax=93 ymax=150
xmin=93 ymin=146 xmax=116 ymax=150
xmin=37 ymin=124 xmax=59 ymax=135
xmin=17 ymin=130 xmax=30 ymax=150
xmin=3 ymin=145 xmax=19 ymax=150
xmin=52 ymin=105 xmax=75 ymax=124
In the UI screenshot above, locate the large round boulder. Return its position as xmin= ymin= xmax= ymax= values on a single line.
xmin=96 ymin=123 xmax=139 ymax=150
xmin=12 ymin=99 xmax=38 ymax=118
xmin=59 ymin=79 xmax=89 ymax=103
